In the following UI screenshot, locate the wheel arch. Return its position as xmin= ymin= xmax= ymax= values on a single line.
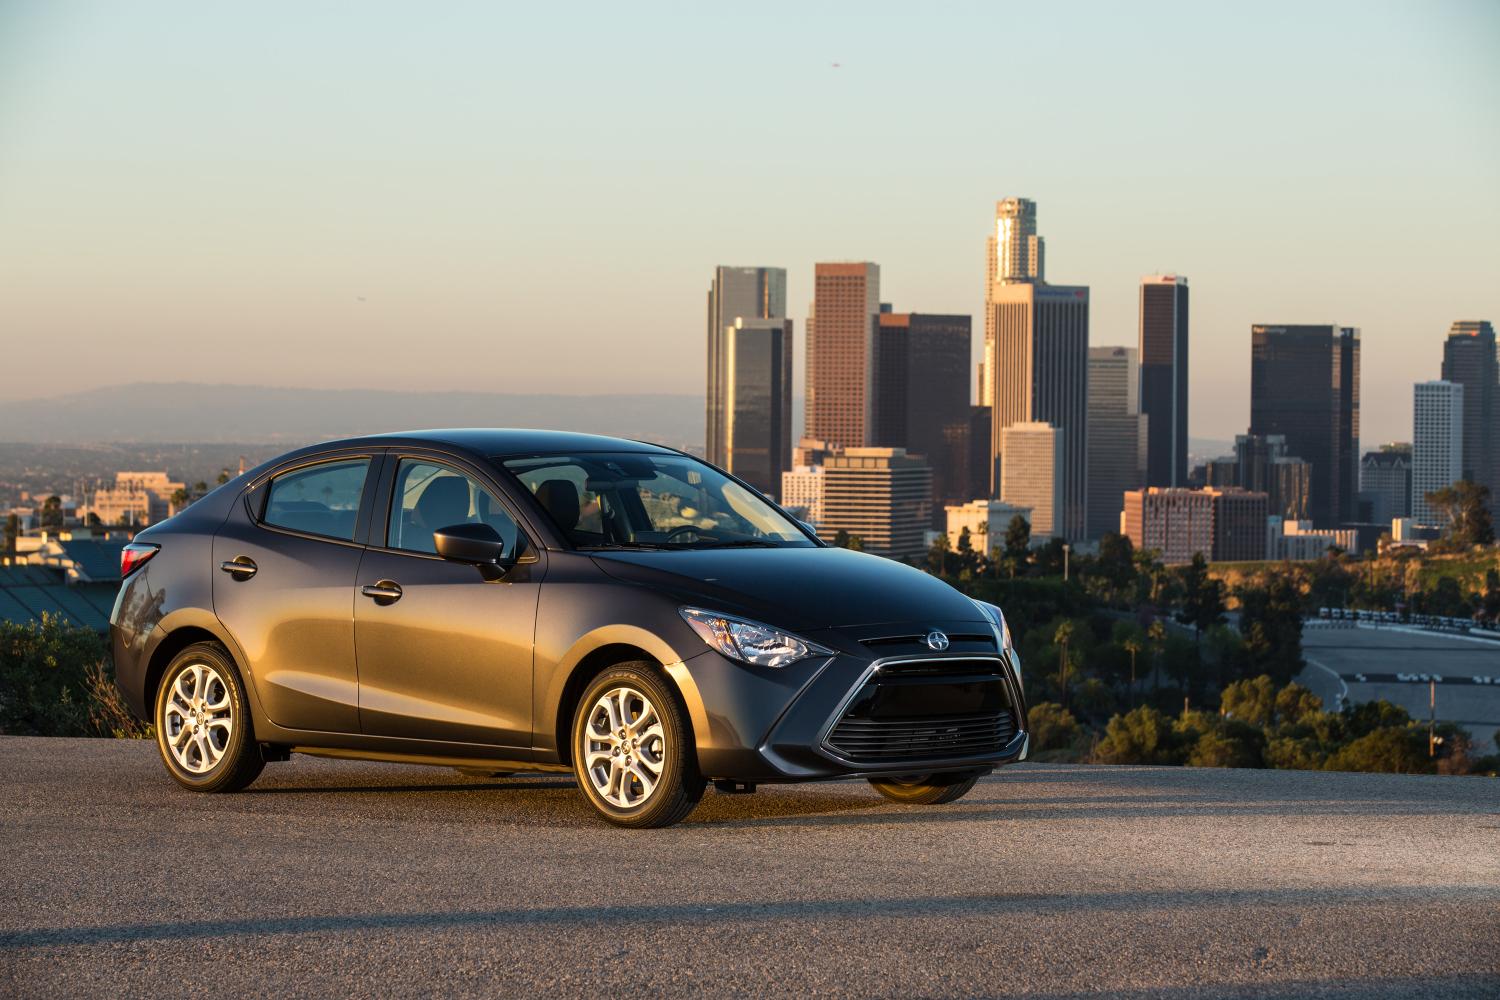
xmin=548 ymin=634 xmax=706 ymax=768
xmin=141 ymin=612 xmax=265 ymax=726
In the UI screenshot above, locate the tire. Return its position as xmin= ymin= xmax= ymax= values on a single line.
xmin=571 ymin=662 xmax=704 ymax=828
xmin=868 ymin=770 xmax=985 ymax=805
xmin=153 ymin=642 xmax=264 ymax=793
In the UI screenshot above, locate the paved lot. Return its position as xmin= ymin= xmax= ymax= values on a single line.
xmin=1 ymin=737 xmax=1497 ymax=998
xmin=1301 ymin=625 xmax=1500 ymax=749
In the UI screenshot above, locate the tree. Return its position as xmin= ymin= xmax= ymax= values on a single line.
xmin=1220 ymin=675 xmax=1276 ymax=726
xmin=0 ymin=614 xmax=108 ymax=736
xmin=927 ymin=531 xmax=953 ymax=576
xmin=1093 ymin=706 xmax=1183 ymax=765
xmin=1028 ymin=702 xmax=1080 ymax=752
xmin=1121 ymin=635 xmax=1142 ymax=696
xmin=955 ymin=526 xmax=978 ymax=575
xmin=1424 ymin=481 xmax=1495 ymax=548
xmin=41 ymin=495 xmax=63 ymax=532
xmin=1186 ymin=719 xmax=1265 ymax=769
xmin=1003 ymin=515 xmax=1031 ymax=568
xmin=1237 ymin=574 xmax=1304 ymax=685
xmin=832 ymin=529 xmax=865 ymax=552
xmin=1147 ymin=619 xmax=1168 ymax=691
xmin=1177 ymin=553 xmax=1226 ymax=645
xmin=217 ymin=468 xmax=231 ymax=485
xmin=1053 ymin=620 xmax=1075 ymax=709
xmin=1094 ymin=531 xmax=1138 ymax=598
xmin=1324 ymin=727 xmax=1430 ymax=774
xmin=1482 ymin=570 xmax=1500 ymax=624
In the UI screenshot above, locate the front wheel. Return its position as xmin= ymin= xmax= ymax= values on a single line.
xmin=571 ymin=663 xmax=704 ymax=828
xmin=154 ymin=642 xmax=264 ymax=793
xmin=868 ymin=770 xmax=984 ymax=805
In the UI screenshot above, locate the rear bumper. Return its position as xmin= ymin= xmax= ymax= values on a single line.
xmin=679 ymin=640 xmax=1029 ymax=783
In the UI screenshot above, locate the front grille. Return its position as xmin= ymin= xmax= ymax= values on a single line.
xmin=827 ymin=710 xmax=1016 ymax=763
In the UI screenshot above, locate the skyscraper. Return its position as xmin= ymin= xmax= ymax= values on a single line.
xmin=1412 ymin=380 xmax=1464 ymax=525
xmin=1440 ymin=320 xmax=1498 ymax=511
xmin=1086 ymin=346 xmax=1147 ymax=539
xmin=1000 ymin=422 xmax=1064 ymax=540
xmin=818 ymin=448 xmax=933 ymax=559
xmin=1233 ymin=433 xmax=1312 ymax=521
xmin=1139 ymin=275 xmax=1189 ymax=487
xmin=721 ymin=317 xmax=793 ymax=499
xmin=989 ymin=283 xmax=1090 ymax=540
xmin=981 ymin=198 xmax=1043 ymax=441
xmin=1359 ymin=445 xmax=1413 ymax=523
xmin=1249 ymin=325 xmax=1360 ymax=528
xmin=872 ymin=312 xmax=973 ymax=510
xmin=706 ymin=266 xmax=787 ymax=466
xmin=806 ymin=263 xmax=880 ymax=447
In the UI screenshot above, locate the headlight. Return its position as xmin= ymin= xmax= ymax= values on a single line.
xmin=679 ymin=607 xmax=831 ymax=668
xmin=971 ymin=598 xmax=1014 ymax=653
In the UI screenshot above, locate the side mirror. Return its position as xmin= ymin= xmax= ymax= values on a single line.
xmin=433 ymin=523 xmax=516 ymax=579
xmin=798 ymin=519 xmax=819 ymax=539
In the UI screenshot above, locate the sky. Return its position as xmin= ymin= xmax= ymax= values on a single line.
xmin=1 ymin=0 xmax=1496 ymax=447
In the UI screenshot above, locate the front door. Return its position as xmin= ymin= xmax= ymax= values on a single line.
xmin=354 ymin=457 xmax=541 ymax=749
xmin=213 ymin=455 xmax=374 ymax=734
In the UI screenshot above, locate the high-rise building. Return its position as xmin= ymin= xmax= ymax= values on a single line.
xmin=1440 ymin=320 xmax=1498 ymax=511
xmin=961 ymin=406 xmax=993 ymax=504
xmin=1206 ymin=487 xmax=1270 ymax=562
xmin=1087 ymin=346 xmax=1148 ymax=539
xmin=1120 ymin=487 xmax=1216 ymax=565
xmin=1412 ymin=380 xmax=1465 ymax=525
xmin=1139 ymin=275 xmax=1189 ymax=487
xmin=1232 ymin=433 xmax=1312 ymax=521
xmin=872 ymin=312 xmax=973 ymax=510
xmin=706 ymin=267 xmax=787 ymax=467
xmin=806 ymin=263 xmax=880 ymax=448
xmin=1359 ymin=445 xmax=1413 ymax=523
xmin=779 ymin=466 xmax=825 ymax=525
xmin=1249 ymin=325 xmax=1360 ymax=527
xmin=999 ymin=422 xmax=1064 ymax=540
xmin=988 ymin=284 xmax=1089 ymax=539
xmin=987 ymin=197 xmax=1044 ymax=287
xmin=818 ymin=448 xmax=932 ymax=560
xmin=721 ymin=317 xmax=793 ymax=499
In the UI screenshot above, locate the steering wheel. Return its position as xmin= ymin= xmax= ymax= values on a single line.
xmin=665 ymin=524 xmax=712 ymax=544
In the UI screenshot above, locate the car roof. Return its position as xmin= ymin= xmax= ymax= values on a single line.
xmin=297 ymin=428 xmax=679 ymax=460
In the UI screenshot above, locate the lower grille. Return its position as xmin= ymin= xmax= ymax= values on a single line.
xmin=827 ymin=711 xmax=1015 ymax=763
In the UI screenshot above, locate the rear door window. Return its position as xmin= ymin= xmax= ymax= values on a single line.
xmin=262 ymin=459 xmax=370 ymax=541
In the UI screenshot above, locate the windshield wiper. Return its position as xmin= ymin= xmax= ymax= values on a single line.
xmin=689 ymin=538 xmax=782 ymax=549
xmin=578 ymin=542 xmax=672 ymax=551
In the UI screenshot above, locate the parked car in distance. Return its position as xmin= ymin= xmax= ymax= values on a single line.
xmin=111 ymin=430 xmax=1028 ymax=827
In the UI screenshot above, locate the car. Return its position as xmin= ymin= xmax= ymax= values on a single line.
xmin=111 ymin=429 xmax=1028 ymax=827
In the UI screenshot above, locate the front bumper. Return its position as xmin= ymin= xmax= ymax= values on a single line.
xmin=680 ymin=622 xmax=1028 ymax=783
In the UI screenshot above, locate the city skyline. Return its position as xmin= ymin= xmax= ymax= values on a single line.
xmin=0 ymin=3 xmax=1496 ymax=450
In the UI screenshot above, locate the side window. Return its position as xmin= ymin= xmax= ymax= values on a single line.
xmin=262 ymin=458 xmax=369 ymax=541
xmin=388 ymin=459 xmax=519 ymax=555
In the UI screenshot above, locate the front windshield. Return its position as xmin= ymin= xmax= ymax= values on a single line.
xmin=501 ymin=452 xmax=814 ymax=550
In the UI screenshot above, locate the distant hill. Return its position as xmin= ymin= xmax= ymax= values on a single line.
xmin=0 ymin=383 xmax=706 ymax=450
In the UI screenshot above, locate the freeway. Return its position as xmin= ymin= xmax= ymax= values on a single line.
xmin=2 ymin=737 xmax=1497 ymax=998
xmin=1300 ymin=625 xmax=1500 ymax=749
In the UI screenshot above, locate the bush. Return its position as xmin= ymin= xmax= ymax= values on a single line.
xmin=1186 ymin=719 xmax=1265 ymax=769
xmin=0 ymin=615 xmax=149 ymax=739
xmin=0 ymin=614 xmax=106 ymax=736
xmin=1323 ymin=727 xmax=1431 ymax=774
xmin=1092 ymin=706 xmax=1184 ymax=765
xmin=1028 ymin=702 xmax=1080 ymax=752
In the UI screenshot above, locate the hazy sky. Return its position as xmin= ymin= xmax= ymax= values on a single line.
xmin=1 ymin=1 xmax=1496 ymax=446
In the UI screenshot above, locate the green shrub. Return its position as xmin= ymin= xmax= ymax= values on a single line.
xmin=0 ymin=614 xmax=106 ymax=736
xmin=1323 ymin=727 xmax=1431 ymax=774
xmin=1028 ymin=702 xmax=1080 ymax=752
xmin=1092 ymin=706 xmax=1184 ymax=765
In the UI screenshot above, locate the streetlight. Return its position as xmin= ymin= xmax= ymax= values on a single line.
xmin=1063 ymin=543 xmax=1071 ymax=582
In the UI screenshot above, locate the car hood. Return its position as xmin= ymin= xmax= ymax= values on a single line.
xmin=588 ymin=545 xmax=985 ymax=630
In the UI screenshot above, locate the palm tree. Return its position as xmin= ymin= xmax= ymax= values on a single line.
xmin=1147 ymin=619 xmax=1168 ymax=692
xmin=1122 ymin=635 xmax=1142 ymax=699
xmin=1053 ymin=620 xmax=1075 ymax=710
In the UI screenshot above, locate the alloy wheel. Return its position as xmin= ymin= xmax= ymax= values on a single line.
xmin=582 ymin=686 xmax=666 ymax=809
xmin=162 ymin=663 xmax=234 ymax=774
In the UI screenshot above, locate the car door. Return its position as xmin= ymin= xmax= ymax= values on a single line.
xmin=354 ymin=455 xmax=542 ymax=749
xmin=213 ymin=452 xmax=377 ymax=734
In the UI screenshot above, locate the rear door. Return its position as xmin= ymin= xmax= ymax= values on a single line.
xmin=213 ymin=452 xmax=380 ymax=734
xmin=354 ymin=454 xmax=542 ymax=749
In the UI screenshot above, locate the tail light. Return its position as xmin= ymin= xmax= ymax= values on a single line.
xmin=120 ymin=543 xmax=160 ymax=578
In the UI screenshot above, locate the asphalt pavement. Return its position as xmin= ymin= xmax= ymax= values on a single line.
xmin=2 ymin=736 xmax=1497 ymax=998
xmin=1301 ymin=625 xmax=1500 ymax=749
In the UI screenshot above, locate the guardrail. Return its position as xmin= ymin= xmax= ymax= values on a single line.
xmin=1312 ymin=607 xmax=1500 ymax=639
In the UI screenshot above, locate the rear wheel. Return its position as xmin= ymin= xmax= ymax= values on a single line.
xmin=154 ymin=643 xmax=264 ymax=793
xmin=868 ymin=770 xmax=984 ymax=805
xmin=571 ymin=663 xmax=704 ymax=828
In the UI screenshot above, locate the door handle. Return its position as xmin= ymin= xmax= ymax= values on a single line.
xmin=361 ymin=581 xmax=403 ymax=603
xmin=219 ymin=557 xmax=258 ymax=580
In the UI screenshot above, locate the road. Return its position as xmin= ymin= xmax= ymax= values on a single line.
xmin=1 ymin=737 xmax=1497 ymax=999
xmin=1300 ymin=625 xmax=1500 ymax=749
